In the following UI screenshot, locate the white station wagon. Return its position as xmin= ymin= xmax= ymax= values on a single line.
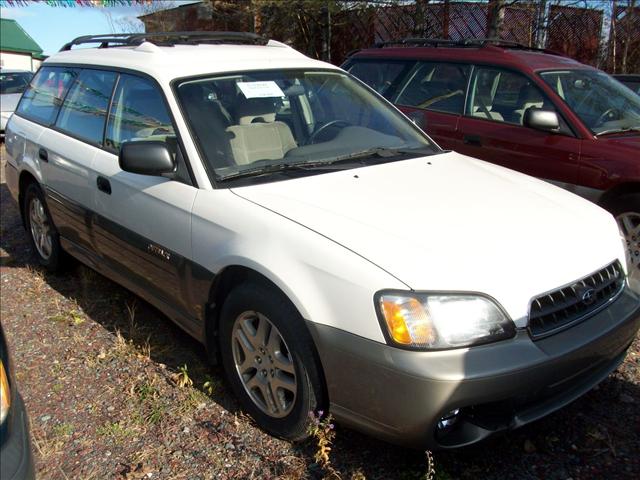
xmin=4 ymin=32 xmax=640 ymax=449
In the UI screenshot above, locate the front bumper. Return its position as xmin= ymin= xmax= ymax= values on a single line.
xmin=0 ymin=393 xmax=36 ymax=480
xmin=307 ymin=287 xmax=640 ymax=449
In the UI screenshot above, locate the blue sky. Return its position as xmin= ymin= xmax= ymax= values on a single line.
xmin=0 ymin=1 xmax=199 ymax=56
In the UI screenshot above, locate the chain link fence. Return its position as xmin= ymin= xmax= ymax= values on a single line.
xmin=140 ymin=0 xmax=640 ymax=73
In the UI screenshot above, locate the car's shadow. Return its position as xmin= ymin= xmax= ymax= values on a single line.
xmin=2 ymin=182 xmax=639 ymax=479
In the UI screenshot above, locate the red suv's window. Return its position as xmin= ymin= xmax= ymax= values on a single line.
xmin=394 ymin=62 xmax=470 ymax=115
xmin=347 ymin=60 xmax=410 ymax=98
xmin=466 ymin=67 xmax=555 ymax=125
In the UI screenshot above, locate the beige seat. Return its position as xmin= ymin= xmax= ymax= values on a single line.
xmin=472 ymin=93 xmax=504 ymax=121
xmin=226 ymin=98 xmax=297 ymax=165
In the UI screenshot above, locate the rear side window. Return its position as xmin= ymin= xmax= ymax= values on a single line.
xmin=55 ymin=69 xmax=117 ymax=144
xmin=346 ymin=60 xmax=411 ymax=98
xmin=394 ymin=62 xmax=470 ymax=114
xmin=105 ymin=74 xmax=175 ymax=151
xmin=16 ymin=67 xmax=78 ymax=125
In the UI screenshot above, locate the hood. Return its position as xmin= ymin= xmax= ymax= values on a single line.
xmin=596 ymin=132 xmax=640 ymax=152
xmin=0 ymin=93 xmax=21 ymax=113
xmin=232 ymin=152 xmax=625 ymax=325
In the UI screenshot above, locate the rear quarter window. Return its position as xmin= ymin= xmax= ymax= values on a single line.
xmin=55 ymin=69 xmax=117 ymax=145
xmin=16 ymin=67 xmax=78 ymax=125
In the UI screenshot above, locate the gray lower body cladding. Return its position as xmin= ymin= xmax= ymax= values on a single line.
xmin=307 ymin=287 xmax=640 ymax=449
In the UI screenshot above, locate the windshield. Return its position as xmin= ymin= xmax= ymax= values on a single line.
xmin=539 ymin=69 xmax=640 ymax=135
xmin=0 ymin=71 xmax=33 ymax=95
xmin=176 ymin=69 xmax=438 ymax=182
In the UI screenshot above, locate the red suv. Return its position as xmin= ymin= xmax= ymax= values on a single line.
xmin=343 ymin=39 xmax=640 ymax=271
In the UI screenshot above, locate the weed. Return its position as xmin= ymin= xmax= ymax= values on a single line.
xmin=129 ymin=379 xmax=168 ymax=426
xmin=47 ymin=309 xmax=84 ymax=326
xmin=126 ymin=300 xmax=138 ymax=338
xmin=424 ymin=450 xmax=436 ymax=480
xmin=96 ymin=421 xmax=136 ymax=442
xmin=26 ymin=265 xmax=46 ymax=294
xmin=112 ymin=329 xmax=132 ymax=357
xmin=48 ymin=314 xmax=67 ymax=323
xmin=52 ymin=422 xmax=74 ymax=437
xmin=307 ymin=410 xmax=340 ymax=479
xmin=203 ymin=375 xmax=217 ymax=396
xmin=69 ymin=309 xmax=84 ymax=325
xmin=173 ymin=364 xmax=193 ymax=388
xmin=145 ymin=402 xmax=166 ymax=425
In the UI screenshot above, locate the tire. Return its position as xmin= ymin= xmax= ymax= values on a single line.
xmin=23 ymin=182 xmax=67 ymax=272
xmin=602 ymin=192 xmax=640 ymax=272
xmin=219 ymin=282 xmax=325 ymax=441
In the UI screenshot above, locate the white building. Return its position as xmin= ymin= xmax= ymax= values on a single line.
xmin=0 ymin=18 xmax=46 ymax=71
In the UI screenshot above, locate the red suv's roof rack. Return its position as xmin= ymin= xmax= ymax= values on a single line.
xmin=372 ymin=37 xmax=563 ymax=56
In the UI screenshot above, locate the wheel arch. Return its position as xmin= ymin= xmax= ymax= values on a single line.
xmin=18 ymin=170 xmax=39 ymax=227
xmin=205 ymin=264 xmax=330 ymax=408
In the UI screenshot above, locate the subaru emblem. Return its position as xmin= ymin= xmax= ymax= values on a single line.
xmin=581 ymin=288 xmax=596 ymax=305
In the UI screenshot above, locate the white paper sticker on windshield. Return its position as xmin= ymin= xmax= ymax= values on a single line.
xmin=237 ymin=81 xmax=285 ymax=99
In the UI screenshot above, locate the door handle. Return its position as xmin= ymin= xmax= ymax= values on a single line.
xmin=463 ymin=135 xmax=482 ymax=147
xmin=96 ymin=176 xmax=111 ymax=195
xmin=38 ymin=148 xmax=48 ymax=162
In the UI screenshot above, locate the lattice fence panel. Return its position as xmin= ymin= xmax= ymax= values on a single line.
xmin=546 ymin=5 xmax=603 ymax=67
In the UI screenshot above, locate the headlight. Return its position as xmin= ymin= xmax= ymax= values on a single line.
xmin=376 ymin=292 xmax=515 ymax=350
xmin=0 ymin=360 xmax=10 ymax=424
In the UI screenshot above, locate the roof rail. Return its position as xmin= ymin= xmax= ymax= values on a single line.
xmin=59 ymin=31 xmax=269 ymax=52
xmin=374 ymin=38 xmax=461 ymax=48
xmin=373 ymin=37 xmax=563 ymax=56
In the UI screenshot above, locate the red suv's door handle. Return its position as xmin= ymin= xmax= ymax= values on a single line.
xmin=463 ymin=135 xmax=482 ymax=147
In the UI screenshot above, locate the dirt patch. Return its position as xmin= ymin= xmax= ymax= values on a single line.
xmin=1 ymin=145 xmax=638 ymax=479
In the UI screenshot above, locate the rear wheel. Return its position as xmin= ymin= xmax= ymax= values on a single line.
xmin=219 ymin=282 xmax=324 ymax=441
xmin=603 ymin=193 xmax=640 ymax=272
xmin=23 ymin=183 xmax=67 ymax=272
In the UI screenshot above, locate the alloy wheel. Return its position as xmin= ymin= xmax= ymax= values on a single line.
xmin=29 ymin=196 xmax=53 ymax=260
xmin=617 ymin=212 xmax=640 ymax=271
xmin=231 ymin=311 xmax=297 ymax=418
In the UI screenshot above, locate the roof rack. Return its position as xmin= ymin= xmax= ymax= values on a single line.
xmin=59 ymin=31 xmax=269 ymax=52
xmin=373 ymin=37 xmax=562 ymax=56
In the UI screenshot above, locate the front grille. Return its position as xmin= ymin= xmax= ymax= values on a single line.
xmin=529 ymin=261 xmax=625 ymax=339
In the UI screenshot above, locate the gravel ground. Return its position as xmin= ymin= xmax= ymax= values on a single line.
xmin=1 ymin=145 xmax=638 ymax=480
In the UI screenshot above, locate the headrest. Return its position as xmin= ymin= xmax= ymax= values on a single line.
xmin=236 ymin=98 xmax=277 ymax=125
xmin=518 ymin=84 xmax=543 ymax=103
xmin=180 ymin=83 xmax=205 ymax=103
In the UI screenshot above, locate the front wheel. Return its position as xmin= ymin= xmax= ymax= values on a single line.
xmin=219 ymin=282 xmax=325 ymax=441
xmin=23 ymin=183 xmax=67 ymax=272
xmin=603 ymin=193 xmax=640 ymax=272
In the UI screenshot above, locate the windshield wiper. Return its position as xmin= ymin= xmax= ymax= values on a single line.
xmin=217 ymin=161 xmax=344 ymax=182
xmin=595 ymin=126 xmax=640 ymax=137
xmin=217 ymin=147 xmax=438 ymax=182
xmin=330 ymin=146 xmax=435 ymax=163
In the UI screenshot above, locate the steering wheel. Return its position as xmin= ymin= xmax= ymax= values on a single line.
xmin=595 ymin=108 xmax=621 ymax=126
xmin=307 ymin=120 xmax=351 ymax=144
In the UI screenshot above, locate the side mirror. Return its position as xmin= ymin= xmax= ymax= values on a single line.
xmin=524 ymin=109 xmax=560 ymax=132
xmin=119 ymin=141 xmax=175 ymax=176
